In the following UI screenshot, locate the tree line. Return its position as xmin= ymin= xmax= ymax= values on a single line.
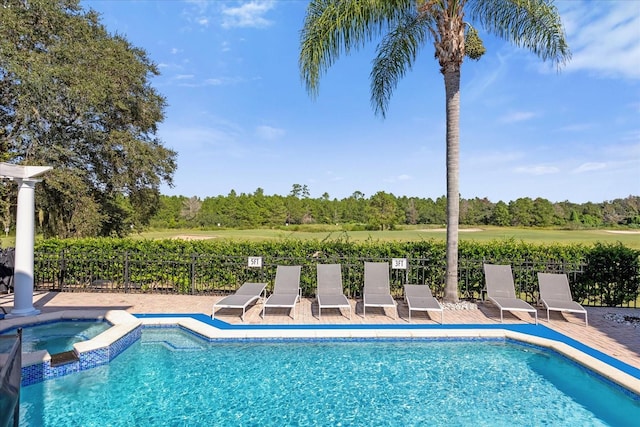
xmin=150 ymin=186 xmax=640 ymax=230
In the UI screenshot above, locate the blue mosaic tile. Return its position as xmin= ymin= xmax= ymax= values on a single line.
xmin=21 ymin=363 xmax=46 ymax=387
xmin=108 ymin=326 xmax=142 ymax=360
xmin=79 ymin=347 xmax=109 ymax=370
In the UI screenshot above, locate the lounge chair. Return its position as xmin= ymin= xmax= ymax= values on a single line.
xmin=537 ymin=272 xmax=588 ymax=326
xmin=316 ymin=264 xmax=351 ymax=320
xmin=262 ymin=265 xmax=302 ymax=319
xmin=363 ymin=262 xmax=397 ymax=319
xmin=483 ymin=264 xmax=538 ymax=324
xmin=212 ymin=282 xmax=267 ymax=322
xmin=404 ymin=284 xmax=443 ymax=323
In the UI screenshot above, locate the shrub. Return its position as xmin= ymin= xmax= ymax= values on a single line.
xmin=575 ymin=242 xmax=640 ymax=306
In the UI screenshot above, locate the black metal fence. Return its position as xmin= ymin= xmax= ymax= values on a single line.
xmin=29 ymin=249 xmax=629 ymax=306
xmin=0 ymin=248 xmax=14 ymax=293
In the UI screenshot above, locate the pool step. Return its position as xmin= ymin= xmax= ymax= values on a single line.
xmin=50 ymin=350 xmax=79 ymax=367
xmin=142 ymin=340 xmax=204 ymax=351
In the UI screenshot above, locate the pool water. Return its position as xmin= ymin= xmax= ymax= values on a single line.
xmin=2 ymin=320 xmax=111 ymax=355
xmin=20 ymin=328 xmax=640 ymax=426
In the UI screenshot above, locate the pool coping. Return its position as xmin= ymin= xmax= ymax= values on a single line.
xmin=135 ymin=313 xmax=640 ymax=396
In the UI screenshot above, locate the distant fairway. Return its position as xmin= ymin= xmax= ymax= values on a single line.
xmin=1 ymin=226 xmax=637 ymax=249
xmin=133 ymin=226 xmax=640 ymax=249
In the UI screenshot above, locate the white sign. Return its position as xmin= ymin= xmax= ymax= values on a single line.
xmin=391 ymin=258 xmax=407 ymax=269
xmin=247 ymin=256 xmax=263 ymax=268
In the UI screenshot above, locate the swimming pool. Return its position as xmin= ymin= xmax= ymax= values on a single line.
xmin=1 ymin=320 xmax=111 ymax=355
xmin=19 ymin=327 xmax=640 ymax=426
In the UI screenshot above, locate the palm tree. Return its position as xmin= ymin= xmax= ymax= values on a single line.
xmin=299 ymin=0 xmax=570 ymax=302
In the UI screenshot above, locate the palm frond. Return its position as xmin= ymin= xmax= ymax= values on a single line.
xmin=468 ymin=0 xmax=571 ymax=68
xmin=370 ymin=13 xmax=432 ymax=117
xmin=299 ymin=0 xmax=415 ymax=98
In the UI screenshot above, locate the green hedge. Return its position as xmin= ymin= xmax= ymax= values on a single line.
xmin=33 ymin=238 xmax=639 ymax=306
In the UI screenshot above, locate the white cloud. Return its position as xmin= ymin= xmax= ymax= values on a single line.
xmin=173 ymin=76 xmax=244 ymax=87
xmin=384 ymin=174 xmax=412 ymax=183
xmin=161 ymin=125 xmax=238 ymax=151
xmin=464 ymin=52 xmax=508 ymax=102
xmin=203 ymin=77 xmax=243 ymax=86
xmin=499 ymin=111 xmax=537 ymax=123
xmin=256 ymin=125 xmax=285 ymax=140
xmin=221 ymin=1 xmax=275 ymax=29
xmin=465 ymin=151 xmax=524 ymax=166
xmin=557 ymin=123 xmax=595 ymax=132
xmin=203 ymin=78 xmax=224 ymax=86
xmin=619 ymin=131 xmax=640 ymax=144
xmin=180 ymin=0 xmax=211 ymax=28
xmin=325 ymin=171 xmax=343 ymax=182
xmin=572 ymin=162 xmax=607 ymax=173
xmin=514 ymin=165 xmax=559 ymax=175
xmin=184 ymin=0 xmax=208 ymax=7
xmin=559 ymin=1 xmax=640 ymax=80
xmin=160 ymin=120 xmax=269 ymax=160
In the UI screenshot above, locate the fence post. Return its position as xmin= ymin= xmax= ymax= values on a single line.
xmin=404 ymin=255 xmax=409 ymax=285
xmin=124 ymin=251 xmax=130 ymax=291
xmin=59 ymin=249 xmax=66 ymax=291
xmin=191 ymin=254 xmax=196 ymax=295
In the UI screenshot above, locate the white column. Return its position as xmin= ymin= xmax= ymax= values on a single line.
xmin=7 ymin=179 xmax=40 ymax=317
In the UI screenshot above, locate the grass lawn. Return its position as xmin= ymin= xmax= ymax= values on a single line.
xmin=131 ymin=225 xmax=640 ymax=249
xmin=2 ymin=226 xmax=638 ymax=248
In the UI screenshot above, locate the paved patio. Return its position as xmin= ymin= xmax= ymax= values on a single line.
xmin=2 ymin=291 xmax=638 ymax=371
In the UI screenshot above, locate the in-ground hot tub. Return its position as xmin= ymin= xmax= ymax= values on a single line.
xmin=2 ymin=319 xmax=112 ymax=355
xmin=0 ymin=310 xmax=142 ymax=385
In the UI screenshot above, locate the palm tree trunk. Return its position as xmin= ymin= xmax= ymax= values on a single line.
xmin=443 ymin=68 xmax=460 ymax=303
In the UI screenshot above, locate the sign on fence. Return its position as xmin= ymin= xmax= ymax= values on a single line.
xmin=247 ymin=256 xmax=262 ymax=268
xmin=391 ymin=258 xmax=407 ymax=269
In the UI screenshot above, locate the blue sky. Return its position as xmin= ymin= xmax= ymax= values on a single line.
xmin=81 ymin=0 xmax=639 ymax=203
